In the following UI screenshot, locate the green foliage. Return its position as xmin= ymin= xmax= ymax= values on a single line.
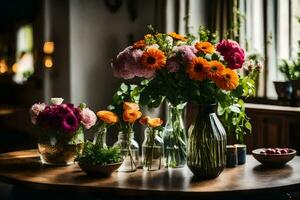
xmin=76 ymin=141 xmax=123 ymax=166
xmin=279 ymin=59 xmax=300 ymax=81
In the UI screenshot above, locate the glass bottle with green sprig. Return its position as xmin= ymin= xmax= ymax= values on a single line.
xmin=109 ymin=83 xmax=143 ymax=172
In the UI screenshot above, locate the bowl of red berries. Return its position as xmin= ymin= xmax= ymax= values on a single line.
xmin=252 ymin=148 xmax=297 ymax=167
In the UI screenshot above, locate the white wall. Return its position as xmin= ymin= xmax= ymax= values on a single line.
xmin=70 ymin=0 xmax=156 ymax=110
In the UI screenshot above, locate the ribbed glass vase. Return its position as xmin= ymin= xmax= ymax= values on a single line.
xmin=187 ymin=104 xmax=226 ymax=179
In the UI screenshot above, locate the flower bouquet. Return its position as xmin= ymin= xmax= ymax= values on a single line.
xmin=30 ymin=98 xmax=97 ymax=165
xmin=140 ymin=116 xmax=164 ymax=171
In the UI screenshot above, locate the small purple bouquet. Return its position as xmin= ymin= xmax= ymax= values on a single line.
xmin=30 ymin=98 xmax=97 ymax=165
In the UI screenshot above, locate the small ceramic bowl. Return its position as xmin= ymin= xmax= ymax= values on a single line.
xmin=252 ymin=148 xmax=296 ymax=167
xmin=78 ymin=162 xmax=122 ymax=177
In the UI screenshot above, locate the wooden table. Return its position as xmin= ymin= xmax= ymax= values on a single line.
xmin=0 ymin=150 xmax=299 ymax=199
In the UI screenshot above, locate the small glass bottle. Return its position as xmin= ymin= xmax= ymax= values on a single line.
xmin=142 ymin=128 xmax=164 ymax=171
xmin=93 ymin=127 xmax=107 ymax=149
xmin=163 ymin=102 xmax=187 ymax=168
xmin=113 ymin=131 xmax=139 ymax=172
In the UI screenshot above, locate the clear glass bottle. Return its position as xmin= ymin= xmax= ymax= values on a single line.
xmin=113 ymin=131 xmax=139 ymax=172
xmin=93 ymin=126 xmax=107 ymax=149
xmin=142 ymin=128 xmax=164 ymax=171
xmin=163 ymin=102 xmax=187 ymax=168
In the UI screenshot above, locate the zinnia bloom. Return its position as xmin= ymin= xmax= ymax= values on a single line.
xmin=186 ymin=57 xmax=210 ymax=81
xmin=80 ymin=108 xmax=97 ymax=129
xmin=215 ymin=68 xmax=239 ymax=90
xmin=123 ymin=102 xmax=140 ymax=111
xmin=144 ymin=34 xmax=153 ymax=40
xmin=207 ymin=61 xmax=225 ymax=80
xmin=195 ymin=42 xmax=215 ymax=54
xmin=216 ymin=39 xmax=245 ymax=69
xmin=141 ymin=48 xmax=166 ymax=70
xmin=133 ymin=40 xmax=146 ymax=49
xmin=175 ymin=45 xmax=197 ymax=63
xmin=61 ymin=113 xmax=79 ymax=133
xmin=123 ymin=109 xmax=142 ymax=123
xmin=97 ymin=110 xmax=118 ymax=124
xmin=168 ymin=32 xmax=187 ymax=41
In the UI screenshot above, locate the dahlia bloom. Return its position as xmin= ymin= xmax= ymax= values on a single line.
xmin=80 ymin=108 xmax=97 ymax=129
xmin=30 ymin=103 xmax=46 ymax=124
xmin=216 ymin=39 xmax=245 ymax=69
xmin=112 ymin=46 xmax=155 ymax=79
xmin=175 ymin=45 xmax=197 ymax=63
xmin=166 ymin=58 xmax=180 ymax=73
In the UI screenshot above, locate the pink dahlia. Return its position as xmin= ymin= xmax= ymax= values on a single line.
xmin=30 ymin=103 xmax=46 ymax=124
xmin=166 ymin=58 xmax=180 ymax=73
xmin=112 ymin=47 xmax=155 ymax=79
xmin=175 ymin=45 xmax=197 ymax=63
xmin=216 ymin=39 xmax=245 ymax=69
xmin=80 ymin=107 xmax=97 ymax=129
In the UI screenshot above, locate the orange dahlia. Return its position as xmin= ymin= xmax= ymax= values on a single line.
xmin=215 ymin=68 xmax=239 ymax=91
xmin=207 ymin=61 xmax=225 ymax=80
xmin=186 ymin=57 xmax=210 ymax=81
xmin=133 ymin=40 xmax=146 ymax=49
xmin=141 ymin=48 xmax=166 ymax=70
xmin=168 ymin=32 xmax=187 ymax=41
xmin=195 ymin=42 xmax=215 ymax=54
xmin=147 ymin=117 xmax=163 ymax=128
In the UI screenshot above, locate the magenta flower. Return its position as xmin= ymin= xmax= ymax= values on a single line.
xmin=61 ymin=113 xmax=79 ymax=133
xmin=112 ymin=46 xmax=155 ymax=79
xmin=175 ymin=45 xmax=197 ymax=63
xmin=80 ymin=108 xmax=97 ymax=129
xmin=216 ymin=39 xmax=245 ymax=69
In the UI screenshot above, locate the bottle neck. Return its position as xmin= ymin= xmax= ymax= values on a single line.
xmin=118 ymin=131 xmax=134 ymax=141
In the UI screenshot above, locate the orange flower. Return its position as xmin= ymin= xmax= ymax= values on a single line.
xmin=168 ymin=32 xmax=187 ymax=41
xmin=186 ymin=57 xmax=210 ymax=81
xmin=123 ymin=102 xmax=139 ymax=111
xmin=195 ymin=42 xmax=215 ymax=54
xmin=141 ymin=48 xmax=166 ymax=70
xmin=207 ymin=61 xmax=225 ymax=80
xmin=215 ymin=68 xmax=239 ymax=91
xmin=133 ymin=40 xmax=146 ymax=49
xmin=123 ymin=109 xmax=142 ymax=123
xmin=139 ymin=116 xmax=149 ymax=125
xmin=96 ymin=110 xmax=119 ymax=124
xmin=147 ymin=118 xmax=163 ymax=128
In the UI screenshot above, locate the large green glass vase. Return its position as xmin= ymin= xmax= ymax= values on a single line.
xmin=187 ymin=104 xmax=226 ymax=179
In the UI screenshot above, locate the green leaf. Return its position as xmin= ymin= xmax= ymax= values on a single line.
xmin=120 ymin=83 xmax=128 ymax=92
xmin=229 ymin=105 xmax=241 ymax=113
xmin=245 ymin=121 xmax=252 ymax=131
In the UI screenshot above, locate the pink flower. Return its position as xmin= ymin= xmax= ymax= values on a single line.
xmin=175 ymin=45 xmax=197 ymax=63
xmin=166 ymin=59 xmax=180 ymax=72
xmin=112 ymin=46 xmax=155 ymax=79
xmin=30 ymin=103 xmax=46 ymax=124
xmin=216 ymin=39 xmax=245 ymax=69
xmin=80 ymin=108 xmax=97 ymax=129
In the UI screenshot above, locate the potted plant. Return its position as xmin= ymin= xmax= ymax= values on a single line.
xmin=77 ymin=141 xmax=123 ymax=177
xmin=30 ymin=98 xmax=97 ymax=165
xmin=278 ymin=46 xmax=300 ymax=104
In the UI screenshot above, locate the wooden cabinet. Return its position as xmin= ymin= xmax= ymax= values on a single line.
xmin=243 ymin=104 xmax=300 ymax=153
